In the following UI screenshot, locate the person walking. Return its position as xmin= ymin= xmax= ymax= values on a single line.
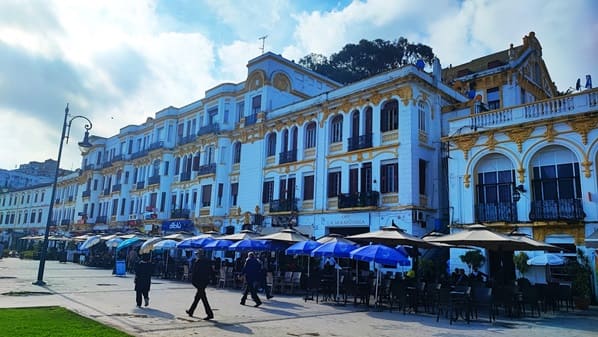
xmin=240 ymin=252 xmax=262 ymax=307
xmin=134 ymin=254 xmax=154 ymax=307
xmin=186 ymin=250 xmax=214 ymax=320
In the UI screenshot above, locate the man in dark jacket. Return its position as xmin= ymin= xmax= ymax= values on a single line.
xmin=186 ymin=250 xmax=214 ymax=320
xmin=240 ymin=252 xmax=262 ymax=307
xmin=134 ymin=254 xmax=154 ymax=307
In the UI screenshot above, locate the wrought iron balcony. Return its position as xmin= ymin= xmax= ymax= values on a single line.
xmin=82 ymin=190 xmax=91 ymax=198
xmin=269 ymin=198 xmax=299 ymax=213
xmin=171 ymin=209 xmax=190 ymax=219
xmin=112 ymin=184 xmax=122 ymax=192
xmin=96 ymin=216 xmax=107 ymax=224
xmin=529 ymin=198 xmax=585 ymax=221
xmin=347 ymin=133 xmax=373 ymax=151
xmin=60 ymin=219 xmax=71 ymax=226
xmin=148 ymin=141 xmax=164 ymax=152
xmin=338 ymin=191 xmax=380 ymax=209
xmin=197 ymin=124 xmax=220 ymax=137
xmin=278 ymin=149 xmax=297 ymax=164
xmin=103 ymin=188 xmax=111 ymax=196
xmin=136 ymin=181 xmax=145 ymax=190
xmin=244 ymin=113 xmax=258 ymax=126
xmin=475 ymin=202 xmax=518 ymax=223
xmin=178 ymin=134 xmax=197 ymax=145
xmin=111 ymin=154 xmax=124 ymax=162
xmin=102 ymin=162 xmax=112 ymax=169
xmin=148 ymin=175 xmax=161 ymax=185
xmin=198 ymin=163 xmax=216 ymax=175
xmin=180 ymin=171 xmax=191 ymax=181
xmin=130 ymin=149 xmax=148 ymax=160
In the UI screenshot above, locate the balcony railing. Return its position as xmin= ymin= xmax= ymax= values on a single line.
xmin=112 ymin=184 xmax=122 ymax=192
xmin=475 ymin=202 xmax=518 ymax=223
xmin=136 ymin=181 xmax=145 ymax=190
xmin=148 ymin=141 xmax=164 ymax=152
xmin=111 ymin=154 xmax=124 ymax=162
xmin=338 ymin=191 xmax=379 ymax=209
xmin=244 ymin=113 xmax=258 ymax=126
xmin=178 ymin=134 xmax=197 ymax=145
xmin=279 ymin=149 xmax=297 ymax=164
xmin=96 ymin=216 xmax=107 ymax=224
xmin=103 ymin=188 xmax=111 ymax=196
xmin=180 ymin=171 xmax=191 ymax=181
xmin=269 ymin=198 xmax=299 ymax=213
xmin=130 ymin=149 xmax=148 ymax=160
xmin=83 ymin=164 xmax=95 ymax=171
xmin=171 ymin=209 xmax=190 ymax=219
xmin=101 ymin=162 xmax=112 ymax=169
xmin=82 ymin=190 xmax=91 ymax=198
xmin=448 ymin=88 xmax=598 ymax=136
xmin=60 ymin=219 xmax=71 ymax=226
xmin=198 ymin=163 xmax=216 ymax=175
xmin=197 ymin=124 xmax=220 ymax=137
xmin=347 ymin=134 xmax=373 ymax=151
xmin=529 ymin=198 xmax=585 ymax=221
xmin=148 ymin=175 xmax=161 ymax=185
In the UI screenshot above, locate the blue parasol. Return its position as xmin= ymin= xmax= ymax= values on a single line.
xmin=116 ymin=237 xmax=143 ymax=251
xmin=177 ymin=236 xmax=215 ymax=249
xmin=228 ymin=239 xmax=269 ymax=252
xmin=285 ymin=240 xmax=321 ymax=256
xmin=311 ymin=240 xmax=358 ymax=258
xmin=203 ymin=239 xmax=233 ymax=251
xmin=350 ymin=244 xmax=410 ymax=266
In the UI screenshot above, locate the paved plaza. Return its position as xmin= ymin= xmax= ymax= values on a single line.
xmin=1 ymin=258 xmax=596 ymax=337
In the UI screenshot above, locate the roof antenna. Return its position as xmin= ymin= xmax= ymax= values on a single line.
xmin=258 ymin=35 xmax=268 ymax=54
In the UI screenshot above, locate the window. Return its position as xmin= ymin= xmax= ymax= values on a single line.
xmin=262 ymin=181 xmax=274 ymax=203
xmin=266 ymin=133 xmax=277 ymax=156
xmin=164 ymin=161 xmax=170 ymax=176
xmin=487 ymin=87 xmax=500 ymax=110
xmin=419 ymin=159 xmax=427 ymax=195
xmin=381 ymin=100 xmax=398 ymax=132
xmin=111 ymin=199 xmax=118 ymax=216
xmin=349 ymin=167 xmax=358 ymax=195
xmin=89 ymin=204 xmax=95 ymax=218
xmin=327 ymin=170 xmax=341 ymax=197
xmin=236 ymin=101 xmax=244 ymax=123
xmin=303 ymin=175 xmax=314 ymax=200
xmin=418 ymin=101 xmax=428 ymax=132
xmin=364 ymin=107 xmax=372 ymax=134
xmin=330 ymin=115 xmax=343 ymax=143
xmin=233 ymin=142 xmax=242 ymax=164
xmin=192 ymin=153 xmax=200 ymax=171
xmin=304 ymin=122 xmax=316 ymax=148
xmin=252 ymin=95 xmax=261 ymax=114
xmin=217 ymin=183 xmax=224 ymax=207
xmin=231 ymin=183 xmax=239 ymax=206
xmin=174 ymin=157 xmax=180 ymax=175
xmin=201 ymin=185 xmax=212 ymax=207
xmin=380 ymin=163 xmax=398 ymax=193
xmin=120 ymin=198 xmax=126 ymax=216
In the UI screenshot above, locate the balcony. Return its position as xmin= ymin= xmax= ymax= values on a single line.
xmin=111 ymin=154 xmax=124 ymax=162
xmin=101 ymin=162 xmax=112 ymax=169
xmin=338 ymin=191 xmax=379 ymax=209
xmin=68 ymin=196 xmax=74 ymax=202
xmin=347 ymin=133 xmax=373 ymax=151
xmin=103 ymin=188 xmax=111 ymax=196
xmin=179 ymin=171 xmax=191 ymax=182
xmin=529 ymin=199 xmax=585 ymax=221
xmin=171 ymin=209 xmax=190 ymax=219
xmin=198 ymin=163 xmax=216 ymax=175
xmin=83 ymin=164 xmax=95 ymax=171
xmin=60 ymin=219 xmax=71 ymax=226
xmin=148 ymin=141 xmax=164 ymax=152
xmin=55 ymin=199 xmax=60 ymax=205
xmin=279 ymin=149 xmax=297 ymax=164
xmin=448 ymin=88 xmax=598 ymax=136
xmin=112 ymin=184 xmax=122 ymax=192
xmin=197 ymin=124 xmax=220 ymax=137
xmin=148 ymin=175 xmax=161 ymax=185
xmin=475 ymin=202 xmax=518 ymax=223
xmin=82 ymin=190 xmax=91 ymax=198
xmin=136 ymin=181 xmax=145 ymax=190
xmin=269 ymin=198 xmax=299 ymax=213
xmin=130 ymin=149 xmax=148 ymax=160
xmin=178 ymin=134 xmax=197 ymax=145
xmin=244 ymin=113 xmax=258 ymax=126
xmin=96 ymin=216 xmax=107 ymax=224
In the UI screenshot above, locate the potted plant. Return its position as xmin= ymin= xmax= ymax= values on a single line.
xmin=513 ymin=251 xmax=530 ymax=281
xmin=569 ymin=248 xmax=592 ymax=310
xmin=460 ymin=250 xmax=486 ymax=274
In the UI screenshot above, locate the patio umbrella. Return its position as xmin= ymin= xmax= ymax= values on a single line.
xmin=203 ymin=239 xmax=234 ymax=251
xmin=153 ymin=239 xmax=179 ymax=251
xmin=177 ymin=236 xmax=215 ymax=249
xmin=228 ymin=239 xmax=269 ymax=252
xmin=311 ymin=240 xmax=359 ymax=301
xmin=507 ymin=232 xmax=562 ymax=252
xmin=105 ymin=237 xmax=123 ymax=248
xmin=426 ymin=224 xmax=540 ymax=251
xmin=259 ymin=228 xmax=309 ymax=243
xmin=116 ymin=237 xmax=144 ymax=251
xmin=347 ymin=226 xmax=436 ymax=248
xmin=527 ymin=253 xmax=566 ymax=266
xmin=285 ymin=240 xmax=322 ymax=277
xmin=80 ymin=235 xmax=102 ymax=250
xmin=350 ymin=244 xmax=411 ymax=305
xmin=139 ymin=237 xmax=164 ymax=255
xmin=162 ymin=233 xmax=191 ymax=241
xmin=317 ymin=233 xmax=356 ymax=245
xmin=218 ymin=229 xmax=260 ymax=241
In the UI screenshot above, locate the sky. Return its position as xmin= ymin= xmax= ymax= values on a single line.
xmin=0 ymin=0 xmax=596 ymax=171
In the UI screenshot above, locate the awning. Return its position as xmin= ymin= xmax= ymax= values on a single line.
xmin=585 ymin=230 xmax=598 ymax=248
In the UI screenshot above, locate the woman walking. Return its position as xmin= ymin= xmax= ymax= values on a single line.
xmin=134 ymin=254 xmax=154 ymax=307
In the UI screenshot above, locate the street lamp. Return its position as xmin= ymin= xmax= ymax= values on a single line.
xmin=34 ymin=104 xmax=93 ymax=286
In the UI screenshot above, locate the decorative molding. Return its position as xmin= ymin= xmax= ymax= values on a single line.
xmin=581 ymin=156 xmax=593 ymax=178
xmin=453 ymin=134 xmax=479 ymax=160
xmin=485 ymin=132 xmax=497 ymax=151
xmin=394 ymin=86 xmax=413 ymax=106
xmin=543 ymin=123 xmax=556 ymax=142
xmin=568 ymin=119 xmax=598 ymax=145
xmin=463 ymin=173 xmax=471 ymax=188
xmin=517 ymin=165 xmax=525 ymax=184
xmin=506 ymin=127 xmax=533 ymax=152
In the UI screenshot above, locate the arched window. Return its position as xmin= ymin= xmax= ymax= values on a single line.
xmin=233 ymin=142 xmax=242 ymax=164
xmin=418 ymin=101 xmax=428 ymax=132
xmin=266 ymin=133 xmax=277 ymax=156
xmin=381 ymin=99 xmax=398 ymax=132
xmin=364 ymin=107 xmax=372 ymax=135
xmin=475 ymin=154 xmax=517 ymax=222
xmin=330 ymin=115 xmax=343 ymax=143
xmin=351 ymin=110 xmax=360 ymax=139
xmin=304 ymin=122 xmax=317 ymax=149
xmin=152 ymin=160 xmax=161 ymax=176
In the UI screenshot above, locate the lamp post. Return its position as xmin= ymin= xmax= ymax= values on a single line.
xmin=34 ymin=104 xmax=93 ymax=286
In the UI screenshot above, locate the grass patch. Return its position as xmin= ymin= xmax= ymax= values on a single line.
xmin=0 ymin=307 xmax=132 ymax=337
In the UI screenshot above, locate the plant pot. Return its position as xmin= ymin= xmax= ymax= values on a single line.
xmin=573 ymin=296 xmax=590 ymax=310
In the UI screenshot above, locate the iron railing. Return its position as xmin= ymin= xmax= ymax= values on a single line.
xmin=347 ymin=133 xmax=373 ymax=151
xmin=529 ymin=199 xmax=585 ymax=221
xmin=338 ymin=191 xmax=379 ymax=208
xmin=475 ymin=202 xmax=518 ymax=223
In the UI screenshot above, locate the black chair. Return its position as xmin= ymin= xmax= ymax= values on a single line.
xmin=304 ymin=271 xmax=322 ymax=303
xmin=471 ymin=286 xmax=495 ymax=323
xmin=435 ymin=285 xmax=451 ymax=322
xmin=449 ymin=286 xmax=471 ymax=324
xmin=520 ymin=284 xmax=542 ymax=317
xmin=557 ymin=284 xmax=574 ymax=312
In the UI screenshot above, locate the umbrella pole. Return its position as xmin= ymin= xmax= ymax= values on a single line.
xmin=336 ymin=266 xmax=340 ymax=302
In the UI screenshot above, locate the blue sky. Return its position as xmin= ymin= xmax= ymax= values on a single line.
xmin=0 ymin=0 xmax=596 ymax=170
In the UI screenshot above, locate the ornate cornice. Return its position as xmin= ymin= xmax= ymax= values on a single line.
xmin=453 ymin=134 xmax=479 ymax=160
xmin=506 ymin=127 xmax=533 ymax=152
xmin=568 ymin=119 xmax=598 ymax=145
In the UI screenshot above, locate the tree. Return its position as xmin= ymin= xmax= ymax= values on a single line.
xmin=460 ymin=250 xmax=486 ymax=273
xmin=298 ymin=37 xmax=435 ymax=84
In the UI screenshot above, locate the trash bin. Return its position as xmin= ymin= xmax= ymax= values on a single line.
xmin=115 ymin=260 xmax=126 ymax=276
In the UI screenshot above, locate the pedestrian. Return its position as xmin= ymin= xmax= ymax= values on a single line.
xmin=186 ymin=250 xmax=214 ymax=320
xmin=240 ymin=251 xmax=262 ymax=307
xmin=134 ymin=254 xmax=154 ymax=307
